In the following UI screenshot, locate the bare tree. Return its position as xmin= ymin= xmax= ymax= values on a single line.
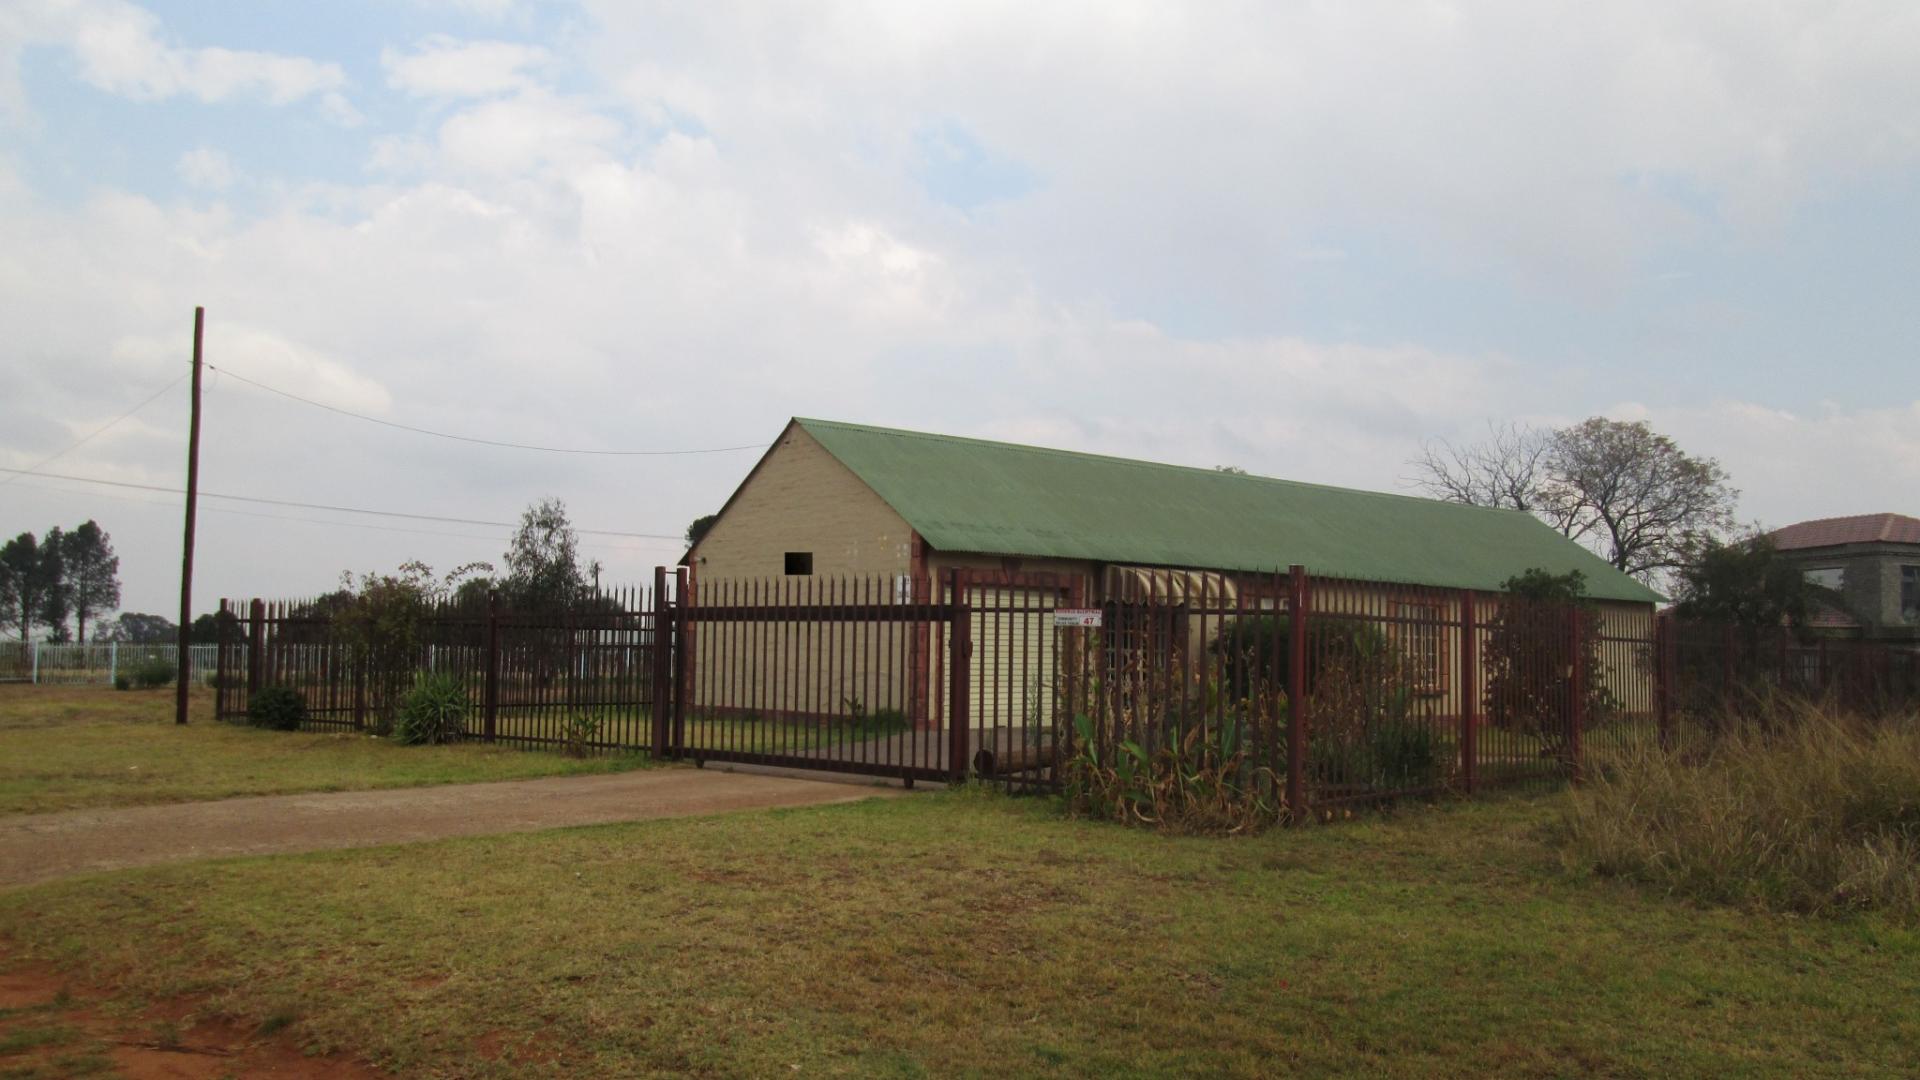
xmin=1409 ymin=422 xmax=1574 ymax=529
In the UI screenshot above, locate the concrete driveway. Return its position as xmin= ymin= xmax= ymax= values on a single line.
xmin=0 ymin=768 xmax=901 ymax=888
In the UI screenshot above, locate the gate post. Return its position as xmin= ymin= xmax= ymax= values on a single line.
xmin=30 ymin=641 xmax=38 ymax=685
xmin=650 ymin=567 xmax=671 ymax=758
xmin=1286 ymin=564 xmax=1308 ymax=821
xmin=484 ymin=589 xmax=501 ymax=743
xmin=1458 ymin=589 xmax=1477 ymax=797
xmin=672 ymin=568 xmax=690 ymax=759
xmin=1568 ymin=608 xmax=1586 ymax=783
xmin=948 ymin=569 xmax=971 ymax=784
xmin=1654 ymin=612 xmax=1673 ymax=748
xmin=246 ymin=599 xmax=265 ymax=703
xmin=1720 ymin=621 xmax=1735 ymax=708
xmin=210 ymin=602 xmax=224 ymax=717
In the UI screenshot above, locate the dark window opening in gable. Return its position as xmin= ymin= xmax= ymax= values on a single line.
xmin=785 ymin=551 xmax=813 ymax=576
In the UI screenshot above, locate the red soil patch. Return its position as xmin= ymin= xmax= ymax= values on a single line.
xmin=0 ymin=951 xmax=385 ymax=1079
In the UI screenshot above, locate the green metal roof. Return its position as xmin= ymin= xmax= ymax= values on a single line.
xmin=795 ymin=418 xmax=1662 ymax=604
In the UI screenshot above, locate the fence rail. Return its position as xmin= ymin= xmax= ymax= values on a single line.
xmin=0 ymin=642 xmax=232 ymax=686
xmin=83 ymin=563 xmax=1916 ymax=819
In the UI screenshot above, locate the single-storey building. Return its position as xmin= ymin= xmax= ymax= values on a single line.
xmin=682 ymin=418 xmax=1661 ymax=729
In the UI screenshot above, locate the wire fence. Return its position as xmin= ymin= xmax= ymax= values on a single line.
xmin=0 ymin=642 xmax=230 ymax=686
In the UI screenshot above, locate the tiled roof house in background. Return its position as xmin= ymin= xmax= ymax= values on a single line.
xmin=1772 ymin=513 xmax=1920 ymax=641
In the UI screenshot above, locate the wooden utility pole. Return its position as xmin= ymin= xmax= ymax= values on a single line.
xmin=175 ymin=307 xmax=204 ymax=725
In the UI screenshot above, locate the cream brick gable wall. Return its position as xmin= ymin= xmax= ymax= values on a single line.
xmin=690 ymin=424 xmax=915 ymax=581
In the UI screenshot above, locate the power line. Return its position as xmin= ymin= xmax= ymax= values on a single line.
xmin=206 ymin=363 xmax=767 ymax=457
xmin=7 ymin=473 xmax=677 ymax=553
xmin=0 ymin=371 xmax=189 ymax=489
xmin=0 ymin=466 xmax=686 ymax=541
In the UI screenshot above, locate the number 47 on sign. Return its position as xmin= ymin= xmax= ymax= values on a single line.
xmin=1053 ymin=608 xmax=1102 ymax=628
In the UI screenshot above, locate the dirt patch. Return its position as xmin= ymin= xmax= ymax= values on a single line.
xmin=1 ymin=768 xmax=903 ymax=887
xmin=0 ymin=951 xmax=383 ymax=1079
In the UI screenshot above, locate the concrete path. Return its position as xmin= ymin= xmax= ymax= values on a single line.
xmin=0 ymin=769 xmax=902 ymax=888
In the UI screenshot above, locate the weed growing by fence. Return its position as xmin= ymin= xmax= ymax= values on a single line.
xmin=394 ymin=674 xmax=469 ymax=746
xmin=1064 ymin=654 xmax=1286 ymax=833
xmin=1559 ymin=695 xmax=1920 ymax=917
xmin=562 ymin=709 xmax=602 ymax=758
xmin=1064 ymin=710 xmax=1282 ymax=834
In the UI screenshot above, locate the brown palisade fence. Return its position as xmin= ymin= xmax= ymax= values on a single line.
xmin=215 ymin=566 xmax=1920 ymax=827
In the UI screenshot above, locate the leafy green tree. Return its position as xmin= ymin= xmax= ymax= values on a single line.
xmin=190 ymin=611 xmax=245 ymax=644
xmin=685 ymin=513 xmax=719 ymax=549
xmin=503 ymin=497 xmax=585 ymax=611
xmin=334 ymin=561 xmax=486 ymax=733
xmin=451 ymin=576 xmax=495 ymax=612
xmin=1671 ymin=535 xmax=1818 ymax=630
xmin=1482 ymin=569 xmax=1617 ymax=762
xmin=112 ymin=612 xmax=177 ymax=644
xmin=1549 ymin=418 xmax=1737 ymax=580
xmin=59 ymin=521 xmax=120 ymax=642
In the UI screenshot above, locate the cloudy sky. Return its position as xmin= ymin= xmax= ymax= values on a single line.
xmin=2 ymin=0 xmax=1916 ymax=620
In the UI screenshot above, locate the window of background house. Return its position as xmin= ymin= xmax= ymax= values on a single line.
xmin=1804 ymin=567 xmax=1844 ymax=591
xmin=784 ymin=551 xmax=813 ymax=576
xmin=1903 ymin=565 xmax=1919 ymax=622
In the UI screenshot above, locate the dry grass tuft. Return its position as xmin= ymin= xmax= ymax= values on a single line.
xmin=1561 ymin=694 xmax=1920 ymax=916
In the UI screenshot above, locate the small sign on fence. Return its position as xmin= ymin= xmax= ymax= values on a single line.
xmin=1053 ymin=608 xmax=1102 ymax=628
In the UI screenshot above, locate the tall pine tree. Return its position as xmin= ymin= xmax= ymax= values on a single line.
xmin=60 ymin=521 xmax=121 ymax=642
xmin=0 ymin=533 xmax=53 ymax=641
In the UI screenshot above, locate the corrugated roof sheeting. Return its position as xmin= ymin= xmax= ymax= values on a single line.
xmin=796 ymin=418 xmax=1663 ymax=604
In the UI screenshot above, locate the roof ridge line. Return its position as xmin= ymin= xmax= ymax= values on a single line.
xmin=793 ymin=417 xmax=1544 ymax=520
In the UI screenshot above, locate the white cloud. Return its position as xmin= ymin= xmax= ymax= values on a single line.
xmin=582 ymin=1 xmax=1920 ymax=296
xmin=0 ymin=0 xmax=346 ymax=114
xmin=66 ymin=1 xmax=345 ymax=104
xmin=318 ymin=91 xmax=364 ymax=128
xmin=411 ymin=0 xmax=522 ymax=19
xmin=434 ymin=91 xmax=623 ymax=175
xmin=1612 ymin=399 xmax=1920 ymax=530
xmin=383 ymin=35 xmax=551 ymax=99
xmin=176 ymin=147 xmax=233 ymax=191
xmin=2 ymin=1 xmax=1915 ymax=612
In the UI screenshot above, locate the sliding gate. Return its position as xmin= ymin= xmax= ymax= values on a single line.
xmin=664 ymin=570 xmax=1083 ymax=788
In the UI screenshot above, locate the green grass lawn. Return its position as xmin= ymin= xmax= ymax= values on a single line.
xmin=3 ymin=791 xmax=1915 ymax=1078
xmin=0 ymin=685 xmax=651 ymax=816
